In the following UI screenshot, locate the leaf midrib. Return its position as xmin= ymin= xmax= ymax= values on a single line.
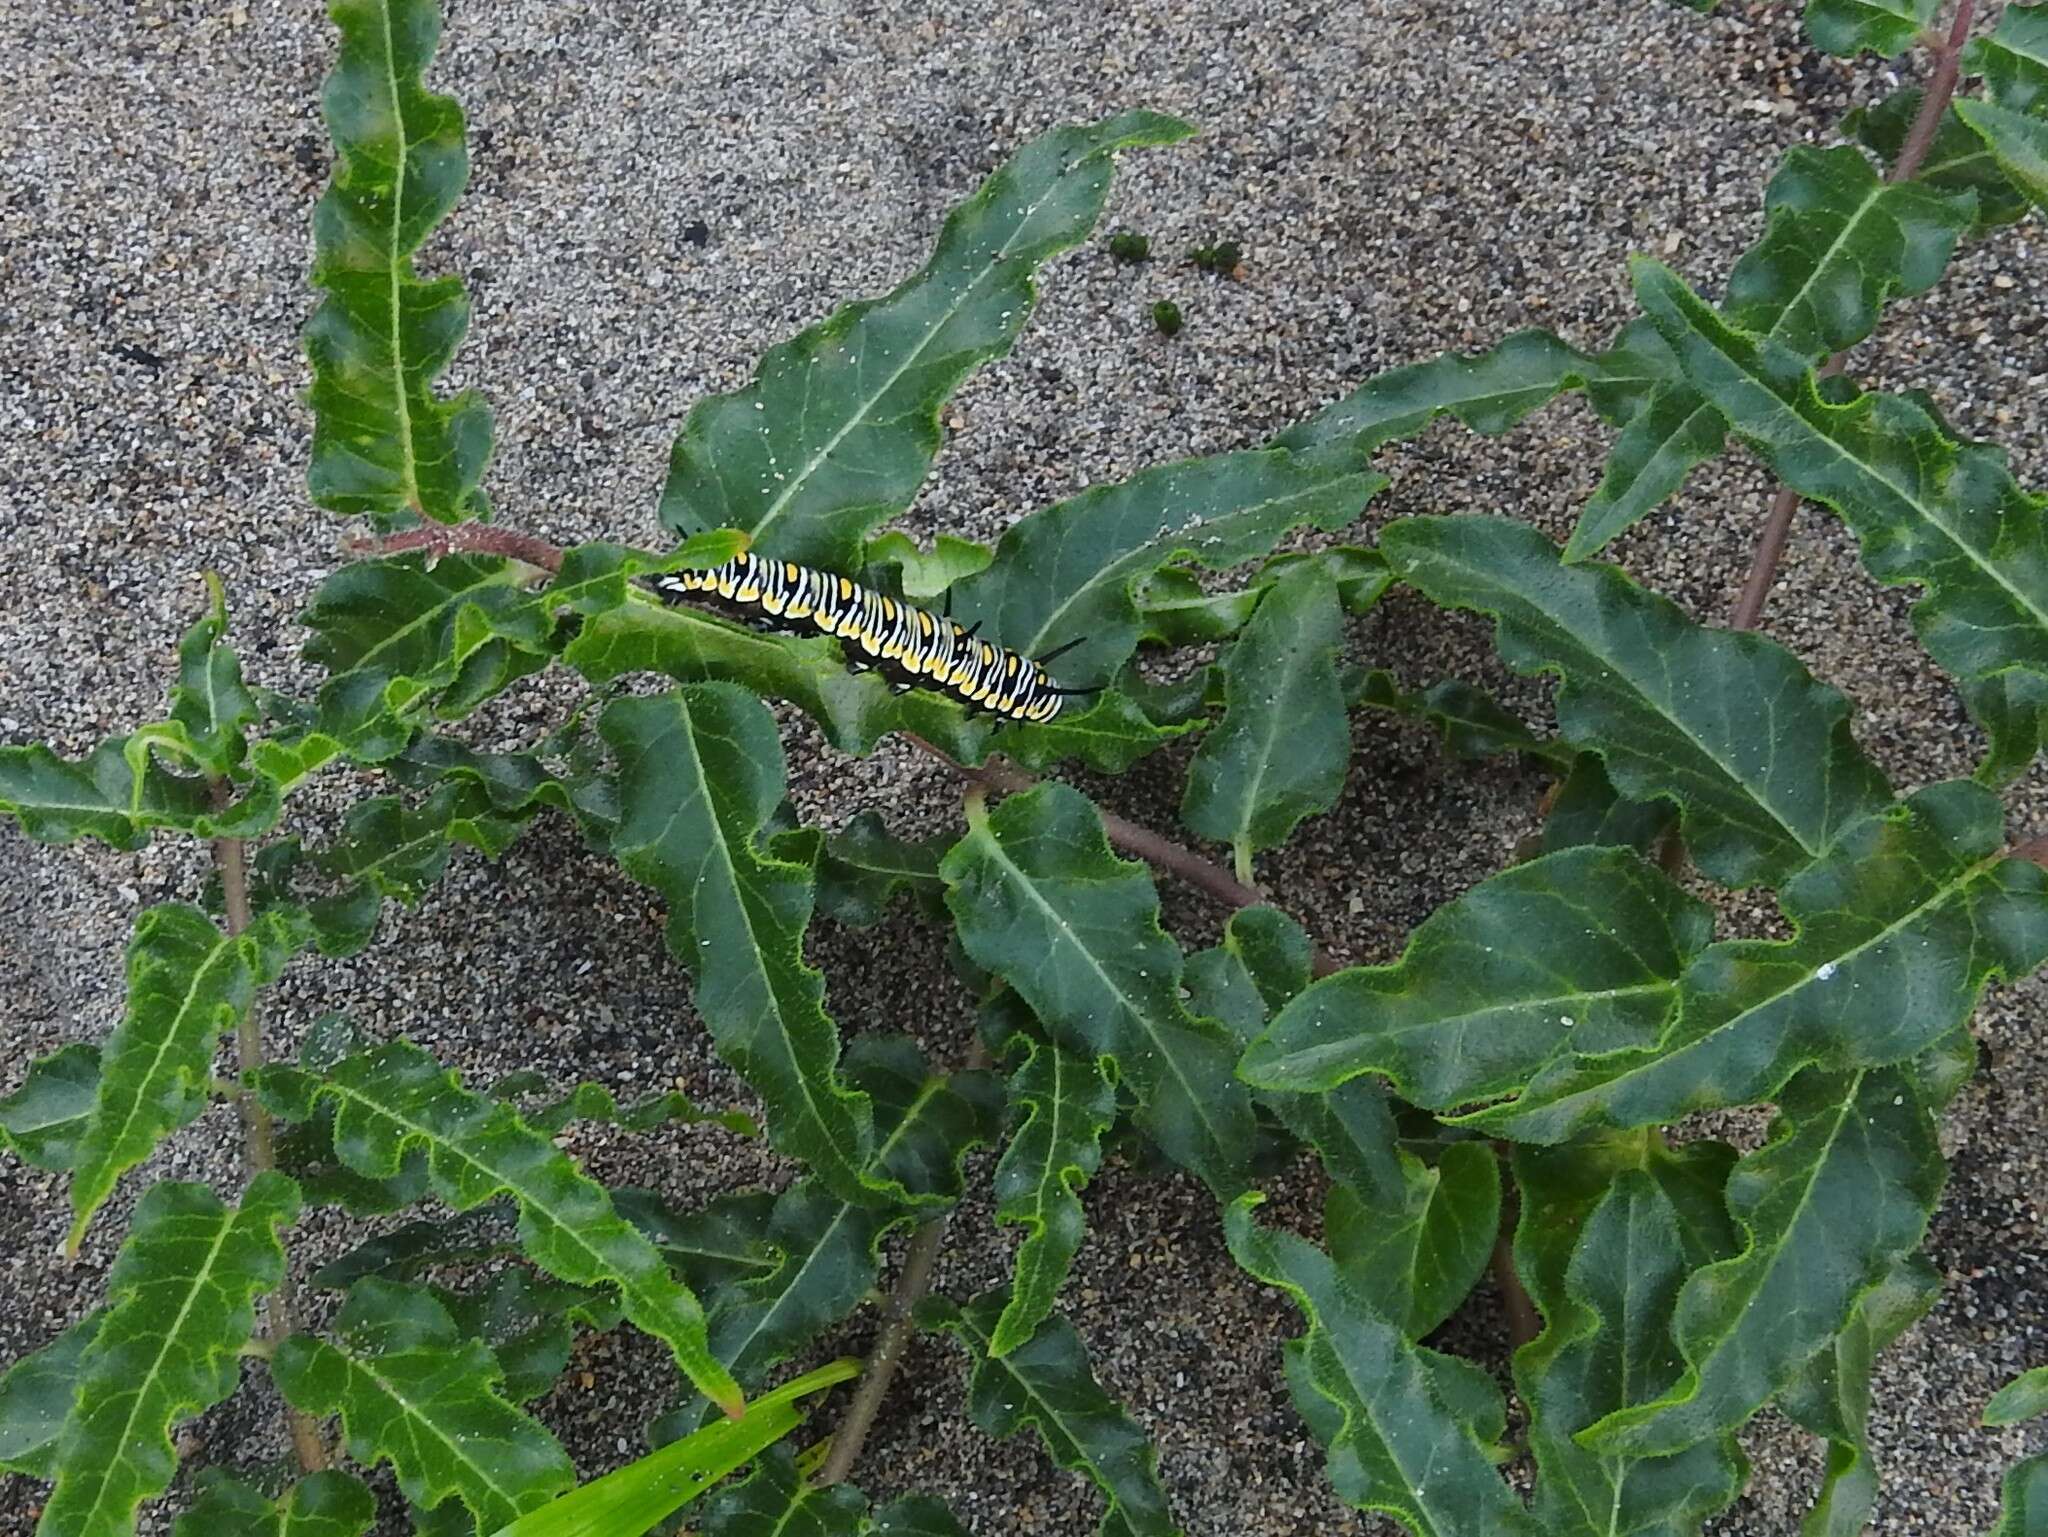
xmin=968 ymin=826 xmax=1240 ymax=1178
xmin=1507 ymin=853 xmax=1997 ymax=1123
xmin=375 ymin=0 xmax=420 ymax=510
xmin=63 ymin=1208 xmax=238 ymax=1527
xmin=744 ymin=168 xmax=1079 ymax=553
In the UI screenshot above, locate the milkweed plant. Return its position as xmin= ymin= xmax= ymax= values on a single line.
xmin=3 ymin=0 xmax=2048 ymax=1533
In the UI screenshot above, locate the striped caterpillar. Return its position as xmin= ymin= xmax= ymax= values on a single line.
xmin=646 ymin=552 xmax=1095 ymax=724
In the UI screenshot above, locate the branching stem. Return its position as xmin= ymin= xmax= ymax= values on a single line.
xmin=211 ymin=788 xmax=329 ymax=1474
xmin=1731 ymin=0 xmax=1975 ymax=629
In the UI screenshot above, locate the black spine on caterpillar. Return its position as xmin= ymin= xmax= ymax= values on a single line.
xmin=646 ymin=552 xmax=1090 ymax=724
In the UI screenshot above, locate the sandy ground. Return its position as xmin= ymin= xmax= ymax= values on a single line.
xmin=2 ymin=0 xmax=2044 ymax=1532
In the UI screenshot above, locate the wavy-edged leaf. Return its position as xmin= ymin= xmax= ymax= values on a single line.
xmin=1472 ymin=782 xmax=2048 ymax=1142
xmin=1633 ymin=256 xmax=2048 ymax=769
xmin=1954 ymin=98 xmax=2048 ymax=211
xmin=306 ymin=0 xmax=491 ymax=526
xmin=0 ymin=1043 xmax=100 ymax=1173
xmin=35 ymin=1173 xmax=298 ymax=1537
xmin=170 ymin=1471 xmax=377 ymax=1537
xmin=1982 ymin=1454 xmax=2048 ymax=1536
xmin=1778 ymin=1252 xmax=1940 ymax=1536
xmin=66 ymin=903 xmax=308 ymax=1251
xmin=612 ymin=1189 xmax=780 ymax=1300
xmin=500 ymin=1075 xmax=756 ymax=1140
xmin=814 ymin=811 xmax=953 ymax=926
xmin=167 ymin=573 xmax=260 ymax=778
xmin=1512 ymin=1138 xmax=1744 ymax=1537
xmin=1384 ymin=514 xmax=1895 ymax=888
xmin=600 ymin=686 xmax=891 ymax=1207
xmin=1275 ymin=327 xmax=1665 ymax=456
xmin=255 ymin=1040 xmax=740 ymax=1414
xmin=489 ymin=1360 xmax=855 ymax=1537
xmin=275 ymin=1278 xmax=573 ymax=1534
xmin=1571 ymin=145 xmax=1971 ymax=558
xmin=1969 ymin=4 xmax=2048 ymax=111
xmin=1986 ymin=1367 xmax=2048 ymax=1427
xmin=948 ymin=447 xmax=1384 ymax=690
xmin=923 ymin=1290 xmax=1182 ymax=1537
xmin=1580 ymin=1051 xmax=1955 ymax=1458
xmin=988 ymin=1036 xmax=1117 ymax=1356
xmin=1849 ymin=87 xmax=2033 ymax=230
xmin=1351 ymin=670 xmax=1571 ymax=766
xmin=0 ymin=729 xmax=277 ymax=849
xmin=1803 ymin=0 xmax=1936 ymax=57
xmin=653 ymin=1038 xmax=999 ymax=1433
xmin=865 ymin=532 xmax=993 ymax=600
xmin=1325 ymin=1142 xmax=1499 ymax=1343
xmin=1222 ymin=1197 xmax=1539 ymax=1537
xmin=435 ymin=1269 xmax=622 ymax=1405
xmin=1182 ymin=562 xmax=1348 ymax=877
xmin=0 ymin=1311 xmax=104 ymax=1479
xmin=312 ymin=1214 xmax=507 ymax=1290
xmin=941 ymin=782 xmax=1256 ymax=1198
xmin=1241 ymin=846 xmax=1707 ymax=1103
xmin=1540 ymin=752 xmax=1679 ymax=856
xmin=700 ymin=1445 xmax=865 ymax=1537
xmin=660 ymin=111 xmax=1192 ymax=569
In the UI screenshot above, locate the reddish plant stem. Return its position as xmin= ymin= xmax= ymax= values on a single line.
xmin=1730 ymin=0 xmax=1975 ymax=630
xmin=210 ymin=789 xmax=330 ymax=1474
xmin=347 ymin=522 xmax=566 ymax=574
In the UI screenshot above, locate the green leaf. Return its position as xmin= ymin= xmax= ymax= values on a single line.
xmin=168 ymin=574 xmax=261 ymax=778
xmin=1350 ymin=670 xmax=1570 ymax=766
xmin=0 ymin=1043 xmax=100 ymax=1173
xmin=0 ymin=1311 xmax=104 ymax=1479
xmin=170 ymin=1471 xmax=377 ymax=1537
xmin=600 ymin=686 xmax=894 ymax=1208
xmin=1778 ymin=1253 xmax=1940 ymax=1536
xmin=865 ymin=532 xmax=993 ymax=599
xmin=1986 ymin=1367 xmax=2048 ymax=1427
xmin=660 ymin=111 xmax=1192 ymax=569
xmin=1570 ymin=145 xmax=1971 ymax=558
xmin=1633 ymin=256 xmax=2048 ymax=770
xmin=1242 ymin=846 xmax=1706 ymax=1102
xmin=300 ymin=555 xmax=546 ymax=762
xmin=1383 ymin=514 xmax=1895 ymax=888
xmin=1181 ymin=562 xmax=1349 ymax=876
xmin=255 ymin=1040 xmax=741 ymax=1415
xmin=67 ymin=903 xmax=308 ymax=1251
xmin=0 ymin=733 xmax=275 ymax=850
xmin=36 ymin=1173 xmax=299 ymax=1537
xmin=274 ymin=1278 xmax=574 ymax=1534
xmin=611 ymin=1189 xmax=780 ymax=1299
xmin=1954 ymin=98 xmax=2048 ymax=211
xmin=1471 ymin=782 xmax=2048 ymax=1142
xmin=312 ymin=1214 xmax=507 ymax=1290
xmin=700 ymin=1445 xmax=864 ymax=1537
xmin=1222 ymin=1197 xmax=1539 ymax=1537
xmin=485 ymin=1360 xmax=856 ymax=1537
xmin=521 ymin=1079 xmax=757 ymax=1140
xmin=1967 ymin=4 xmax=2048 ymax=114
xmin=1981 ymin=1454 xmax=2048 ymax=1537
xmin=1324 ymin=1142 xmax=1499 ymax=1342
xmin=988 ymin=1036 xmax=1117 ymax=1356
xmin=1540 ymin=753 xmax=1679 ymax=856
xmin=814 ymin=810 xmax=952 ymax=927
xmin=947 ymin=447 xmax=1384 ymax=690
xmin=1847 ymin=88 xmax=2032 ymax=230
xmin=870 ymin=1496 xmax=975 ymax=1536
xmin=923 ymin=1290 xmax=1182 ymax=1537
xmin=655 ymin=1038 xmax=998 ymax=1429
xmin=1803 ymin=0 xmax=1936 ymax=57
xmin=1512 ymin=1140 xmax=1744 ymax=1537
xmin=941 ymin=782 xmax=1257 ymax=1198
xmin=435 ymin=1269 xmax=622 ymax=1405
xmin=1580 ymin=1058 xmax=1951 ymax=1458
xmin=307 ymin=0 xmax=492 ymax=525
xmin=1275 ymin=328 xmax=1663 ymax=457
